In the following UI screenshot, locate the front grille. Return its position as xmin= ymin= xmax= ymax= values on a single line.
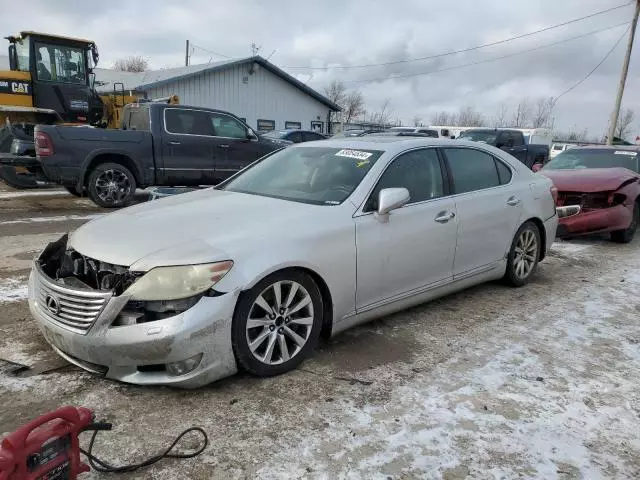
xmin=557 ymin=192 xmax=609 ymax=210
xmin=34 ymin=266 xmax=112 ymax=334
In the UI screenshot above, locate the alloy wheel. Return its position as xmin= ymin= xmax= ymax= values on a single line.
xmin=245 ymin=280 xmax=315 ymax=365
xmin=94 ymin=169 xmax=131 ymax=204
xmin=513 ymin=229 xmax=538 ymax=280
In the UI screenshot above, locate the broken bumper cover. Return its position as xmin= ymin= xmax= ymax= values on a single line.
xmin=28 ymin=265 xmax=239 ymax=388
xmin=556 ymin=204 xmax=632 ymax=237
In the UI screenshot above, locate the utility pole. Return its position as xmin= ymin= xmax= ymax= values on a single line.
xmin=607 ymin=0 xmax=640 ymax=145
xmin=185 ymin=39 xmax=190 ymax=67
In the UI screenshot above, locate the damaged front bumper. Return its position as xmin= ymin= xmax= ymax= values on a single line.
xmin=556 ymin=203 xmax=633 ymax=237
xmin=28 ymin=261 xmax=239 ymax=388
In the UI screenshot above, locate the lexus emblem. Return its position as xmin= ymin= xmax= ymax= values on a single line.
xmin=44 ymin=294 xmax=60 ymax=315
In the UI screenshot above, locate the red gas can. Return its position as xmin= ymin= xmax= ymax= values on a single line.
xmin=0 ymin=406 xmax=94 ymax=480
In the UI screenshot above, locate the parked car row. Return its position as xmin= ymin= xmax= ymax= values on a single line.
xmin=28 ymin=136 xmax=559 ymax=387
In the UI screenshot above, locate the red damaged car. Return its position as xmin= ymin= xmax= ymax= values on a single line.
xmin=537 ymin=146 xmax=640 ymax=243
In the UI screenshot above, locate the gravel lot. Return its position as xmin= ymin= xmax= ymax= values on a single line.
xmin=1 ymin=185 xmax=639 ymax=479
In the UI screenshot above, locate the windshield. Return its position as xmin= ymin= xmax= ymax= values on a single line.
xmin=35 ymin=42 xmax=87 ymax=84
xmin=14 ymin=37 xmax=30 ymax=71
xmin=219 ymin=146 xmax=384 ymax=205
xmin=543 ymin=149 xmax=639 ymax=172
xmin=458 ymin=130 xmax=497 ymax=144
xmin=263 ymin=130 xmax=288 ymax=139
xmin=388 ymin=127 xmax=413 ymax=132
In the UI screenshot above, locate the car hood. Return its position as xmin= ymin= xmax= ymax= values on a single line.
xmin=539 ymin=167 xmax=639 ymax=192
xmin=69 ymin=189 xmax=323 ymax=270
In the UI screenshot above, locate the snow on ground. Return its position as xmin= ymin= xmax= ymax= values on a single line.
xmin=0 ymin=277 xmax=28 ymax=302
xmin=0 ymin=189 xmax=67 ymax=199
xmin=254 ymin=244 xmax=640 ymax=479
xmin=550 ymin=240 xmax=594 ymax=254
xmin=0 ymin=214 xmax=101 ymax=225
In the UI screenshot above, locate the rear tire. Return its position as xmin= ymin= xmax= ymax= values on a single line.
xmin=231 ymin=270 xmax=323 ymax=377
xmin=611 ymin=202 xmax=639 ymax=244
xmin=87 ymin=163 xmax=136 ymax=208
xmin=503 ymin=221 xmax=541 ymax=287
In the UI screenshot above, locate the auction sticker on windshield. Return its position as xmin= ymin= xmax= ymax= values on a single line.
xmin=335 ymin=149 xmax=373 ymax=160
xmin=614 ymin=151 xmax=638 ymax=156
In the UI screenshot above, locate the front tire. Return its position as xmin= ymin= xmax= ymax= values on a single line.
xmin=87 ymin=163 xmax=136 ymax=208
xmin=503 ymin=221 xmax=541 ymax=287
xmin=611 ymin=202 xmax=639 ymax=243
xmin=231 ymin=270 xmax=323 ymax=377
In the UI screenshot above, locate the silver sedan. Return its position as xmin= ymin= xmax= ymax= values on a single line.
xmin=28 ymin=137 xmax=558 ymax=387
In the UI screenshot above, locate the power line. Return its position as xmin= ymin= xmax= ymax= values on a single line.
xmin=190 ymin=43 xmax=232 ymax=59
xmin=554 ymin=24 xmax=630 ymax=104
xmin=338 ymin=21 xmax=629 ymax=85
xmin=283 ymin=1 xmax=633 ymax=70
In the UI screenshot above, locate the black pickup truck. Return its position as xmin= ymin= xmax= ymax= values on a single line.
xmin=457 ymin=128 xmax=550 ymax=169
xmin=33 ymin=103 xmax=286 ymax=207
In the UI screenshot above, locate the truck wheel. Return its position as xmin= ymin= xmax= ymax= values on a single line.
xmin=87 ymin=163 xmax=136 ymax=208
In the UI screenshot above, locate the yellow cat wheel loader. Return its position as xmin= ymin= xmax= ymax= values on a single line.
xmin=0 ymin=31 xmax=177 ymax=189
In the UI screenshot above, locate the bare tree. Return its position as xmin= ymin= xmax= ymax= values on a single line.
xmin=325 ymin=80 xmax=347 ymax=124
xmin=431 ymin=111 xmax=455 ymax=125
xmin=456 ymin=105 xmax=485 ymax=127
xmin=615 ymin=108 xmax=635 ymax=140
xmin=511 ymin=98 xmax=531 ymax=127
xmin=113 ymin=56 xmax=148 ymax=72
xmin=343 ymin=90 xmax=366 ymax=124
xmin=491 ymin=102 xmax=509 ymax=127
xmin=412 ymin=115 xmax=423 ymax=127
xmin=370 ymin=98 xmax=392 ymax=125
xmin=531 ymin=97 xmax=555 ymax=128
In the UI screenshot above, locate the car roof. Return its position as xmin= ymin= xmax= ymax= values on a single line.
xmin=568 ymin=145 xmax=640 ymax=151
xmin=296 ymin=136 xmax=479 ymax=154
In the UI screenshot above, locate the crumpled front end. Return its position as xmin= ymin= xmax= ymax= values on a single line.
xmin=555 ymin=191 xmax=633 ymax=237
xmin=28 ymin=234 xmax=238 ymax=388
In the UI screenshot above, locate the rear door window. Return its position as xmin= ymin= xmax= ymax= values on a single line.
xmin=443 ymin=148 xmax=501 ymax=194
xmin=126 ymin=108 xmax=150 ymax=131
xmin=512 ymin=131 xmax=524 ymax=146
xmin=165 ymin=109 xmax=214 ymax=136
xmin=495 ymin=159 xmax=512 ymax=184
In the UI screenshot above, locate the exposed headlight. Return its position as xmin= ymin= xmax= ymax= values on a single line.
xmin=124 ymin=261 xmax=233 ymax=301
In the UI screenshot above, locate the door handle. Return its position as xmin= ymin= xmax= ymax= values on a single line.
xmin=506 ymin=196 xmax=521 ymax=206
xmin=168 ymin=141 xmax=181 ymax=145
xmin=434 ymin=211 xmax=455 ymax=223
xmin=217 ymin=144 xmax=230 ymax=149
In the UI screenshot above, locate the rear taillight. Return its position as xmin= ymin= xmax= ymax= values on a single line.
xmin=550 ymin=185 xmax=558 ymax=205
xmin=35 ymin=131 xmax=54 ymax=157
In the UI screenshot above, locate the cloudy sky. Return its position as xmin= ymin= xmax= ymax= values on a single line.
xmin=2 ymin=0 xmax=639 ymax=138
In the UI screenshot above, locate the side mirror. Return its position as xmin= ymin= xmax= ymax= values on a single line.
xmin=8 ymin=45 xmax=17 ymax=70
xmin=532 ymin=163 xmax=543 ymax=172
xmin=89 ymin=72 xmax=96 ymax=90
xmin=247 ymin=129 xmax=258 ymax=141
xmin=377 ymin=188 xmax=410 ymax=216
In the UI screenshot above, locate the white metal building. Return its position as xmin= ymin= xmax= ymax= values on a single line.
xmin=94 ymin=56 xmax=340 ymax=134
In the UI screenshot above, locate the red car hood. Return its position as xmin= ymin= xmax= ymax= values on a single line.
xmin=540 ymin=167 xmax=639 ymax=192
